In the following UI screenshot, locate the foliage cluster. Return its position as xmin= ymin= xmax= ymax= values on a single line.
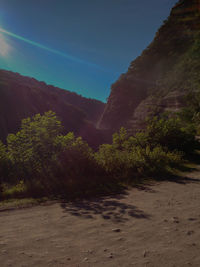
xmin=180 ymin=90 xmax=200 ymax=134
xmin=0 ymin=110 xmax=198 ymax=200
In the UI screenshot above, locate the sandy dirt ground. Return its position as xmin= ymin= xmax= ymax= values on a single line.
xmin=0 ymin=168 xmax=200 ymax=267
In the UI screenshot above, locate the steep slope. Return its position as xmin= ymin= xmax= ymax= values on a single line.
xmin=99 ymin=0 xmax=200 ymax=132
xmin=0 ymin=70 xmax=105 ymax=146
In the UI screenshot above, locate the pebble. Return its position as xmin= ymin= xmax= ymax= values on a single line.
xmin=143 ymin=250 xmax=147 ymax=257
xmin=83 ymin=257 xmax=88 ymax=262
xmin=188 ymin=218 xmax=196 ymax=221
xmin=112 ymin=228 xmax=121 ymax=232
xmin=172 ymin=217 xmax=179 ymax=223
xmin=82 ymin=249 xmax=93 ymax=254
xmin=187 ymin=230 xmax=194 ymax=235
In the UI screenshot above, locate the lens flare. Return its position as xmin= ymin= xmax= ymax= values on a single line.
xmin=0 ymin=27 xmax=101 ymax=69
xmin=0 ymin=32 xmax=10 ymax=57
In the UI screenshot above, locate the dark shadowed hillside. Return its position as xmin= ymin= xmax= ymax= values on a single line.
xmin=99 ymin=0 xmax=200 ymax=132
xmin=0 ymin=70 xmax=106 ymax=147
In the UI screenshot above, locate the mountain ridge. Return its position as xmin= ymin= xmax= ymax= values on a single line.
xmin=0 ymin=69 xmax=106 ymax=147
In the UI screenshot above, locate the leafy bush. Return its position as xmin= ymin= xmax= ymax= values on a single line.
xmin=2 ymin=181 xmax=27 ymax=199
xmin=0 ymin=142 xmax=5 ymax=195
xmin=7 ymin=111 xmax=63 ymax=183
xmin=133 ymin=145 xmax=183 ymax=176
xmin=140 ymin=115 xmax=197 ymax=153
xmin=0 ymin=141 xmax=11 ymax=196
xmin=0 ymin=141 xmax=7 ymax=179
xmin=0 ymin=110 xmax=197 ymax=200
xmin=180 ymin=91 xmax=200 ymax=130
xmin=46 ymin=133 xmax=105 ymax=196
xmin=5 ymin=112 xmax=105 ymax=197
xmin=96 ymin=128 xmax=183 ymax=181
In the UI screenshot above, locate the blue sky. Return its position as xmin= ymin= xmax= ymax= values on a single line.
xmin=0 ymin=0 xmax=177 ymax=102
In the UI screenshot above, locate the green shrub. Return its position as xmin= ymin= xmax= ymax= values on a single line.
xmin=143 ymin=115 xmax=197 ymax=153
xmin=95 ymin=144 xmax=130 ymax=178
xmin=47 ymin=134 xmax=104 ymax=195
xmin=0 ymin=141 xmax=11 ymax=196
xmin=133 ymin=145 xmax=183 ymax=176
xmin=95 ymin=128 xmax=183 ymax=181
xmin=0 ymin=141 xmax=7 ymax=180
xmin=7 ymin=111 xmax=63 ymax=183
xmin=2 ymin=181 xmax=27 ymax=199
xmin=0 ymin=110 xmax=195 ymax=200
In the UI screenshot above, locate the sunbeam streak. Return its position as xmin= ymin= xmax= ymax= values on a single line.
xmin=0 ymin=27 xmax=102 ymax=69
xmin=0 ymin=33 xmax=10 ymax=57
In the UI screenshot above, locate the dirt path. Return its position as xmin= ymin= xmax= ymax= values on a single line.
xmin=0 ymin=168 xmax=200 ymax=267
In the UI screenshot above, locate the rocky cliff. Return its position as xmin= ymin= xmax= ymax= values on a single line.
xmin=99 ymin=0 xmax=200 ymax=132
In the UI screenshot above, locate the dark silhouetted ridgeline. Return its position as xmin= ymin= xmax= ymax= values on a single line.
xmin=0 ymin=69 xmax=106 ymax=148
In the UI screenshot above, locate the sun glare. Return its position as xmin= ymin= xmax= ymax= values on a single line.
xmin=0 ymin=33 xmax=10 ymax=57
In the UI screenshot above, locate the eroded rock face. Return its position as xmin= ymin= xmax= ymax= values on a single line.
xmin=127 ymin=91 xmax=186 ymax=133
xmin=99 ymin=0 xmax=200 ymax=132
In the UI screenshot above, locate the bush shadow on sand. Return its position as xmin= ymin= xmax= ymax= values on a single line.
xmin=60 ymin=194 xmax=151 ymax=223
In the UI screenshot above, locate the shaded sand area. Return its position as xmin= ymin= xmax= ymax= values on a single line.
xmin=1 ymin=168 xmax=200 ymax=267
